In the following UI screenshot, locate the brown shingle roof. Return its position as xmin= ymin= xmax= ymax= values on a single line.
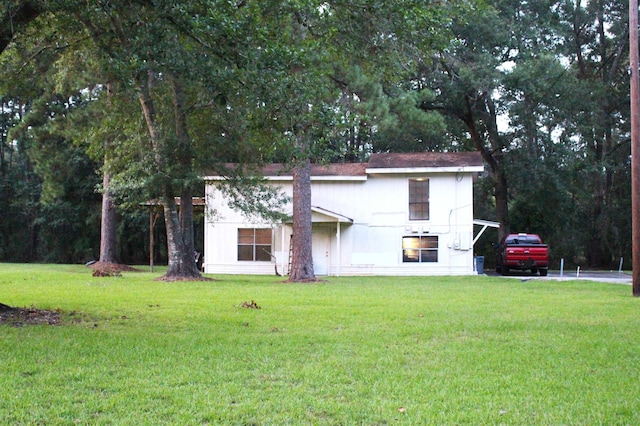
xmin=211 ymin=152 xmax=483 ymax=178
xmin=367 ymin=151 xmax=483 ymax=169
xmin=259 ymin=163 xmax=367 ymax=177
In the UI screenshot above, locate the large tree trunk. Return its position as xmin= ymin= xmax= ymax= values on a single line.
xmin=98 ymin=81 xmax=119 ymax=264
xmin=168 ymin=74 xmax=201 ymax=279
xmin=289 ymin=156 xmax=316 ymax=282
xmin=161 ymin=193 xmax=201 ymax=279
xmin=98 ymin=169 xmax=118 ymax=263
xmin=136 ymin=71 xmax=201 ymax=280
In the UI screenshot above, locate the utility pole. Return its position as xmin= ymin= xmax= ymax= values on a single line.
xmin=630 ymin=0 xmax=640 ymax=296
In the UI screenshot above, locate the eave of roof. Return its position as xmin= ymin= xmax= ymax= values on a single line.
xmin=262 ymin=163 xmax=368 ymax=181
xmin=205 ymin=163 xmax=368 ymax=180
xmin=367 ymin=151 xmax=483 ymax=168
xmin=203 ymin=151 xmax=484 ymax=180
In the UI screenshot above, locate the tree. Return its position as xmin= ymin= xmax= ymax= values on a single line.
xmin=246 ymin=1 xmax=458 ymax=281
xmin=1 ymin=3 xmax=109 ymax=264
xmin=0 ymin=1 xmax=43 ymax=54
xmin=1 ymin=1 xmax=296 ymax=278
xmin=553 ymin=0 xmax=630 ymax=268
xmin=3 ymin=0 xmax=632 ymax=276
xmin=415 ymin=0 xmax=632 ymax=269
xmin=98 ymin=83 xmax=118 ymax=265
xmin=0 ymin=94 xmax=41 ymax=261
xmin=415 ymin=3 xmax=514 ymax=239
xmin=1 ymin=1 xmax=129 ymax=269
xmin=5 ymin=92 xmax=103 ymax=263
xmin=76 ymin=0 xmax=299 ymax=279
xmin=74 ymin=0 xmax=236 ymax=279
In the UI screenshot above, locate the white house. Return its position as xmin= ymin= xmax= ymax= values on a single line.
xmin=203 ymin=151 xmax=488 ymax=276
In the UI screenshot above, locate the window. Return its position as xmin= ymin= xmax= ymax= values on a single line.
xmin=238 ymin=228 xmax=272 ymax=261
xmin=409 ymin=178 xmax=429 ymax=220
xmin=402 ymin=236 xmax=438 ymax=263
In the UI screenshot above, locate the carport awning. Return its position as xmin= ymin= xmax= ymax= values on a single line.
xmin=473 ymin=219 xmax=500 ymax=246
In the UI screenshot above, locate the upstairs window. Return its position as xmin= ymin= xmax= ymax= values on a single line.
xmin=238 ymin=228 xmax=272 ymax=261
xmin=402 ymin=236 xmax=438 ymax=263
xmin=409 ymin=178 xmax=429 ymax=220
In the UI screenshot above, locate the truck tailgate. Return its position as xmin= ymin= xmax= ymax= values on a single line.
xmin=505 ymin=246 xmax=548 ymax=263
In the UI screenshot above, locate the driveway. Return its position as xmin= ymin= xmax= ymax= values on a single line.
xmin=484 ymin=270 xmax=632 ymax=284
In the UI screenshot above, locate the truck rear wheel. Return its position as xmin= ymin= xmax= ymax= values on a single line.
xmin=539 ymin=269 xmax=548 ymax=276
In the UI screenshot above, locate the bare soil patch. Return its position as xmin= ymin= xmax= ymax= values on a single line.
xmin=154 ymin=273 xmax=214 ymax=282
xmin=0 ymin=303 xmax=61 ymax=327
xmin=88 ymin=261 xmax=139 ymax=277
xmin=238 ymin=300 xmax=261 ymax=309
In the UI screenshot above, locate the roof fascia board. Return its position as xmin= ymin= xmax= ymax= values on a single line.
xmin=204 ymin=166 xmax=483 ymax=181
xmin=366 ymin=166 xmax=484 ymax=174
xmin=270 ymin=175 xmax=366 ymax=181
xmin=204 ymin=175 xmax=367 ymax=181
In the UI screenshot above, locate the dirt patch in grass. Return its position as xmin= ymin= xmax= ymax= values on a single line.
xmin=87 ymin=261 xmax=214 ymax=282
xmin=0 ymin=303 xmax=61 ymax=327
xmin=238 ymin=300 xmax=261 ymax=309
xmin=154 ymin=273 xmax=214 ymax=282
xmin=88 ymin=261 xmax=139 ymax=277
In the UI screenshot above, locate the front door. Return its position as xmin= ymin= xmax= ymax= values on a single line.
xmin=312 ymin=227 xmax=330 ymax=275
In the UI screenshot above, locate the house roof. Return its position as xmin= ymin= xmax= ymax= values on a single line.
xmin=367 ymin=151 xmax=483 ymax=169
xmin=259 ymin=162 xmax=367 ymax=178
xmin=205 ymin=151 xmax=483 ymax=180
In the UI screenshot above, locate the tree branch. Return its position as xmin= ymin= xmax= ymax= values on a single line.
xmin=0 ymin=0 xmax=43 ymax=55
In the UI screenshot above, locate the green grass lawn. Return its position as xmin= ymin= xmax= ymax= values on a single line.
xmin=1 ymin=263 xmax=639 ymax=425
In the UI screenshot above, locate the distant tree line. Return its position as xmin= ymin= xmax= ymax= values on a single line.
xmin=0 ymin=0 xmax=632 ymax=272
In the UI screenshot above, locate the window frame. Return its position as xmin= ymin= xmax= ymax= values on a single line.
xmin=237 ymin=228 xmax=273 ymax=262
xmin=408 ymin=178 xmax=430 ymax=221
xmin=402 ymin=235 xmax=438 ymax=263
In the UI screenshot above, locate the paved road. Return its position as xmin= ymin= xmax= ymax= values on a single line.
xmin=484 ymin=270 xmax=632 ymax=284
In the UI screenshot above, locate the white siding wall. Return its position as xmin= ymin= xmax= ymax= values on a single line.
xmin=204 ymin=171 xmax=477 ymax=276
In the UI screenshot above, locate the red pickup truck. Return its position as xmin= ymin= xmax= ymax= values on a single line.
xmin=495 ymin=233 xmax=549 ymax=276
